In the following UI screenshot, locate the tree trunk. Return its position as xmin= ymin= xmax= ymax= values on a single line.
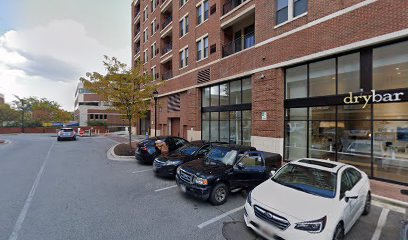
xmin=128 ymin=117 xmax=132 ymax=150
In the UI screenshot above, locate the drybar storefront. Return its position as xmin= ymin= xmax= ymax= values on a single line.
xmin=284 ymin=39 xmax=408 ymax=185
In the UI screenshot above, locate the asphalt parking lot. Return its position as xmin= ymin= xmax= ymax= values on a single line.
xmin=0 ymin=134 xmax=406 ymax=240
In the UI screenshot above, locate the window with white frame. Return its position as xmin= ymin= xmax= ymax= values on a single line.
xmin=179 ymin=15 xmax=189 ymax=37
xmin=151 ymin=19 xmax=156 ymax=35
xmin=196 ymin=0 xmax=209 ymax=25
xmin=179 ymin=0 xmax=188 ymax=7
xmin=276 ymin=0 xmax=307 ymax=25
xmin=151 ymin=66 xmax=157 ymax=80
xmin=196 ymin=35 xmax=209 ymax=61
xmin=144 ymin=6 xmax=148 ymax=22
xmin=143 ymin=28 xmax=148 ymax=42
xmin=151 ymin=42 xmax=157 ymax=58
xmin=144 ymin=49 xmax=148 ymax=63
xmin=151 ymin=0 xmax=158 ymax=12
xmin=179 ymin=47 xmax=189 ymax=68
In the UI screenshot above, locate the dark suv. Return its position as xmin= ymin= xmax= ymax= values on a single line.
xmin=135 ymin=136 xmax=188 ymax=164
xmin=176 ymin=144 xmax=282 ymax=205
xmin=153 ymin=140 xmax=216 ymax=177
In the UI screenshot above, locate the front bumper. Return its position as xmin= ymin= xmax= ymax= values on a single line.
xmin=175 ymin=174 xmax=211 ymax=200
xmin=135 ymin=152 xmax=154 ymax=164
xmin=153 ymin=163 xmax=177 ymax=177
xmin=244 ymin=202 xmax=333 ymax=240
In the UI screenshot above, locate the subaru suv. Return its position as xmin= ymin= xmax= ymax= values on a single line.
xmin=176 ymin=144 xmax=282 ymax=205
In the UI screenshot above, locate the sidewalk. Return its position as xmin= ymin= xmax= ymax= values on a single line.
xmin=371 ymin=179 xmax=408 ymax=206
xmin=104 ymin=132 xmax=147 ymax=144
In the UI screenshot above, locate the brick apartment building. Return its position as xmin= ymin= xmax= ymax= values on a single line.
xmin=131 ymin=0 xmax=408 ymax=185
xmin=0 ymin=93 xmax=4 ymax=104
xmin=74 ymin=81 xmax=126 ymax=129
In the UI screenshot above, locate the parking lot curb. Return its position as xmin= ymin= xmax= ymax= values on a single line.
xmin=107 ymin=144 xmax=136 ymax=162
xmin=372 ymin=194 xmax=408 ymax=209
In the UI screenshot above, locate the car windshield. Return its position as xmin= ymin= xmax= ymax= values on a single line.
xmin=62 ymin=129 xmax=73 ymax=132
xmin=206 ymin=147 xmax=238 ymax=166
xmin=176 ymin=145 xmax=200 ymax=156
xmin=272 ymin=164 xmax=337 ymax=198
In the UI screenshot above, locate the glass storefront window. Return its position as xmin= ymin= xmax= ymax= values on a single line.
xmin=242 ymin=78 xmax=252 ymax=104
xmin=210 ymin=85 xmax=219 ymax=106
xmin=230 ymin=80 xmax=241 ymax=105
xmin=338 ymin=53 xmax=360 ymax=94
xmin=242 ymin=110 xmax=252 ymax=146
xmin=230 ymin=111 xmax=242 ymax=145
xmin=373 ymin=41 xmax=408 ymax=90
xmin=202 ymin=112 xmax=210 ymax=141
xmin=285 ymin=121 xmax=307 ymax=161
xmin=337 ymin=104 xmax=371 ymax=120
xmin=220 ymin=83 xmax=229 ymax=106
xmin=286 ymin=108 xmax=307 ymax=120
xmin=309 ymin=121 xmax=336 ymax=161
xmin=286 ymin=65 xmax=307 ymax=99
xmin=374 ymin=102 xmax=408 ymax=120
xmin=310 ymin=106 xmax=336 ymax=120
xmin=220 ymin=112 xmax=229 ymax=143
xmin=373 ymin=121 xmax=408 ymax=183
xmin=202 ymin=87 xmax=210 ymax=107
xmin=309 ymin=58 xmax=336 ymax=97
xmin=210 ymin=112 xmax=219 ymax=141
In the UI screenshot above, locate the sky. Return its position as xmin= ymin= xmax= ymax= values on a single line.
xmin=0 ymin=0 xmax=132 ymax=111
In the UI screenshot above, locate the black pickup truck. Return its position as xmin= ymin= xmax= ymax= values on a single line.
xmin=176 ymin=144 xmax=282 ymax=205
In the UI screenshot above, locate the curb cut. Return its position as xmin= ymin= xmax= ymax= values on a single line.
xmin=107 ymin=144 xmax=136 ymax=162
xmin=372 ymin=194 xmax=408 ymax=209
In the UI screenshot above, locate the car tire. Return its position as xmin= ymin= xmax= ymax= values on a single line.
xmin=209 ymin=183 xmax=229 ymax=206
xmin=333 ymin=223 xmax=344 ymax=240
xmin=57 ymin=137 xmax=61 ymax=141
xmin=362 ymin=192 xmax=371 ymax=216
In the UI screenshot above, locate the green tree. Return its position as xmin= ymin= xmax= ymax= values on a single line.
xmin=0 ymin=103 xmax=20 ymax=126
xmin=81 ymin=56 xmax=162 ymax=148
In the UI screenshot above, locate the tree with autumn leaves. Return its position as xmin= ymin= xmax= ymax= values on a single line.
xmin=81 ymin=56 xmax=162 ymax=147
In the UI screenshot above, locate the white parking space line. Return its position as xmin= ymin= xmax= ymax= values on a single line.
xmin=197 ymin=205 xmax=244 ymax=229
xmin=372 ymin=200 xmax=406 ymax=214
xmin=132 ymin=169 xmax=153 ymax=174
xmin=155 ymin=185 xmax=178 ymax=192
xmin=8 ymin=142 xmax=55 ymax=240
xmin=371 ymin=208 xmax=390 ymax=240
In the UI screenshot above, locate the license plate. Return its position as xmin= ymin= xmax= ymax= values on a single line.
xmin=180 ymin=183 xmax=187 ymax=193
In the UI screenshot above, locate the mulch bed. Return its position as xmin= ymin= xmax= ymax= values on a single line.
xmin=0 ymin=140 xmax=5 ymax=144
xmin=113 ymin=143 xmax=137 ymax=156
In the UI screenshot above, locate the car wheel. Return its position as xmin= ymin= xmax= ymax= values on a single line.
xmin=362 ymin=192 xmax=371 ymax=216
xmin=209 ymin=183 xmax=229 ymax=205
xmin=57 ymin=137 xmax=60 ymax=141
xmin=333 ymin=223 xmax=344 ymax=240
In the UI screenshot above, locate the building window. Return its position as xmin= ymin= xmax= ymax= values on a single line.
xmin=373 ymin=41 xmax=408 ymax=91
xmin=143 ymin=28 xmax=148 ymax=43
xmin=144 ymin=7 xmax=148 ymax=22
xmin=309 ymin=59 xmax=336 ymax=97
xmin=179 ymin=47 xmax=189 ymax=68
xmin=196 ymin=35 xmax=209 ymax=61
xmin=144 ymin=49 xmax=148 ymax=63
xmin=151 ymin=0 xmax=158 ymax=12
xmin=197 ymin=0 xmax=209 ymax=25
xmin=179 ymin=0 xmax=188 ymax=7
xmin=179 ymin=15 xmax=189 ymax=37
xmin=151 ymin=66 xmax=157 ymax=80
xmin=276 ymin=0 xmax=308 ymax=25
xmin=90 ymin=114 xmax=94 ymax=120
xmin=151 ymin=19 xmax=156 ymax=35
xmin=151 ymin=42 xmax=157 ymax=58
xmin=338 ymin=53 xmax=360 ymax=94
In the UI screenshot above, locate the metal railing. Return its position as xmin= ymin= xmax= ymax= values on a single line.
xmin=162 ymin=70 xmax=173 ymax=80
xmin=162 ymin=42 xmax=173 ymax=55
xmin=222 ymin=31 xmax=255 ymax=57
xmin=135 ymin=47 xmax=141 ymax=55
xmin=162 ymin=16 xmax=173 ymax=30
xmin=222 ymin=0 xmax=246 ymax=15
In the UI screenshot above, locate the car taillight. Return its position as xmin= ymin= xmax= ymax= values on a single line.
xmin=141 ymin=147 xmax=147 ymax=151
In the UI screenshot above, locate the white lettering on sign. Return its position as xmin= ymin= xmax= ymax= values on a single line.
xmin=344 ymin=90 xmax=404 ymax=108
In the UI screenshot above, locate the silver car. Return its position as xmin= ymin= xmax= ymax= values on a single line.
xmin=57 ymin=128 xmax=77 ymax=141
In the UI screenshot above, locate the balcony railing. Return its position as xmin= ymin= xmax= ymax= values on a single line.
xmin=222 ymin=0 xmax=246 ymax=15
xmin=162 ymin=16 xmax=173 ymax=30
xmin=162 ymin=70 xmax=173 ymax=80
xmin=222 ymin=31 xmax=255 ymax=57
xmin=135 ymin=47 xmax=141 ymax=55
xmin=135 ymin=26 xmax=141 ymax=36
xmin=162 ymin=42 xmax=173 ymax=55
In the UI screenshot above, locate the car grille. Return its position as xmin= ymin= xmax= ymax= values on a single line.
xmin=179 ymin=169 xmax=193 ymax=184
xmin=153 ymin=159 xmax=165 ymax=168
xmin=254 ymin=205 xmax=290 ymax=230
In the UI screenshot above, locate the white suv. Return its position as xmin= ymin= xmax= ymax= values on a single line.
xmin=244 ymin=158 xmax=371 ymax=240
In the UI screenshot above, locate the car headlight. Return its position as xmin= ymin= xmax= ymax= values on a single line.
xmin=176 ymin=167 xmax=181 ymax=175
xmin=165 ymin=160 xmax=181 ymax=166
xmin=247 ymin=190 xmax=252 ymax=206
xmin=193 ymin=176 xmax=208 ymax=185
xmin=295 ymin=216 xmax=327 ymax=233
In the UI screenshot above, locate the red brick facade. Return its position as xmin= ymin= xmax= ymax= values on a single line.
xmin=131 ymin=0 xmax=408 ymax=143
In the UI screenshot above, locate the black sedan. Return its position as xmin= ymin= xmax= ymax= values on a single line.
xmin=153 ymin=140 xmax=216 ymax=177
xmin=135 ymin=136 xmax=188 ymax=164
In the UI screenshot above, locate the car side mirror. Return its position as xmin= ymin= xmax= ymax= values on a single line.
xmin=270 ymin=170 xmax=276 ymax=177
xmin=345 ymin=190 xmax=358 ymax=201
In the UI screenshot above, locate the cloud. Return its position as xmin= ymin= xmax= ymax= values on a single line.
xmin=0 ymin=19 xmax=130 ymax=110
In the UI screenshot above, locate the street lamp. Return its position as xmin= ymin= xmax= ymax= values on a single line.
xmin=153 ymin=90 xmax=159 ymax=137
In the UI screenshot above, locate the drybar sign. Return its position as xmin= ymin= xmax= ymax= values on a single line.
xmin=344 ymin=90 xmax=404 ymax=108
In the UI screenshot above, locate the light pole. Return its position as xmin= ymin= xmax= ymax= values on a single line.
xmin=153 ymin=90 xmax=159 ymax=137
xmin=14 ymin=95 xmax=27 ymax=133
